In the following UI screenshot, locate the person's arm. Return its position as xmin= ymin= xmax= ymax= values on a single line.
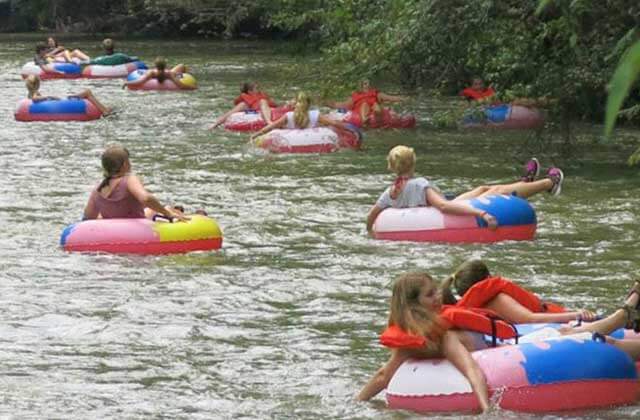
xmin=441 ymin=331 xmax=490 ymax=413
xmin=250 ymin=115 xmax=287 ymax=140
xmin=83 ymin=190 xmax=100 ymax=220
xmin=318 ymin=114 xmax=352 ymax=130
xmin=46 ymin=46 xmax=66 ymax=57
xmin=485 ymin=294 xmax=596 ymax=324
xmin=168 ymin=72 xmax=190 ymax=89
xmin=126 ymin=175 xmax=188 ymax=221
xmin=366 ymin=205 xmax=384 ymax=234
xmin=426 ymin=188 xmax=497 ymax=229
xmin=325 ymin=98 xmax=353 ymax=109
xmin=357 ymin=349 xmax=411 ymax=401
xmin=378 ymin=93 xmax=407 ymax=103
xmin=124 ymin=70 xmax=154 ymax=86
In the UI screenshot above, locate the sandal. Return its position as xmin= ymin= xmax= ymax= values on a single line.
xmin=625 ymin=280 xmax=640 ymax=309
xmin=619 ymin=304 xmax=639 ymax=330
xmin=592 ymin=332 xmax=607 ymax=343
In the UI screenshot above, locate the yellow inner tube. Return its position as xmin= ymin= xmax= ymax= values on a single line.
xmin=153 ymin=215 xmax=221 ymax=242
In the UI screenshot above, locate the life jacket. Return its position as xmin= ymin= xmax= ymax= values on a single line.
xmin=234 ymin=92 xmax=277 ymax=110
xmin=379 ymin=305 xmax=518 ymax=349
xmin=351 ymin=89 xmax=379 ymax=112
xmin=460 ymin=87 xmax=495 ymax=101
xmin=456 ymin=276 xmax=566 ymax=314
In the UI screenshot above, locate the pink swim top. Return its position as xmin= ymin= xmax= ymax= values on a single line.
xmin=87 ymin=175 xmax=145 ymax=219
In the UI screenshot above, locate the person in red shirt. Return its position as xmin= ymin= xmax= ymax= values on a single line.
xmin=209 ymin=82 xmax=285 ymax=129
xmin=442 ymin=260 xmax=596 ymax=323
xmin=460 ymin=77 xmax=496 ymax=102
xmin=326 ymin=80 xmax=407 ymax=127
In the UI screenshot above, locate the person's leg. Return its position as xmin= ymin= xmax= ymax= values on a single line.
xmin=71 ymin=49 xmax=90 ymax=61
xmin=210 ymin=102 xmax=248 ymax=129
xmin=62 ymin=49 xmax=73 ymax=63
xmin=453 ymin=185 xmax=491 ymax=200
xmin=171 ymin=64 xmax=187 ymax=74
xmin=76 ymin=89 xmax=112 ymax=115
xmin=359 ymin=103 xmax=370 ymax=127
xmin=564 ymin=282 xmax=640 ymax=335
xmin=258 ymin=99 xmax=273 ymax=124
xmin=477 ymin=179 xmax=553 ymax=199
xmin=371 ymin=102 xmax=384 ymax=126
xmin=604 ymin=336 xmax=640 ymax=360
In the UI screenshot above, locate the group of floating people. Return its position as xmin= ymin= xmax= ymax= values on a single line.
xmin=18 ymin=37 xmax=640 ymax=414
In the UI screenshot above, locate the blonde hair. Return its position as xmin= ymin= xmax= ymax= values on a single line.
xmin=293 ymin=92 xmax=311 ymax=128
xmin=25 ymin=75 xmax=40 ymax=99
xmin=98 ymin=145 xmax=130 ymax=192
xmin=441 ymin=260 xmax=491 ymax=304
xmin=387 ymin=145 xmax=416 ymax=176
xmin=388 ymin=272 xmax=448 ymax=346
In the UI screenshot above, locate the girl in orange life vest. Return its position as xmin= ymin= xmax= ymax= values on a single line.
xmin=366 ymin=146 xmax=565 ymax=234
xmin=442 ymin=260 xmax=597 ymax=324
xmin=358 ymin=272 xmax=500 ymax=412
xmin=249 ymin=92 xmax=355 ymax=140
xmin=326 ymin=80 xmax=407 ymax=127
xmin=459 ymin=76 xmax=496 ymax=102
xmin=209 ymin=82 xmax=283 ymax=129
xmin=124 ymin=57 xmax=190 ymax=89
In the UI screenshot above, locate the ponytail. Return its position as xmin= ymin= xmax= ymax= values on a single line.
xmin=154 ymin=57 xmax=167 ymax=83
xmin=293 ymin=92 xmax=311 ymax=128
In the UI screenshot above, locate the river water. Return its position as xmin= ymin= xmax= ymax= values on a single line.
xmin=1 ymin=35 xmax=639 ymax=419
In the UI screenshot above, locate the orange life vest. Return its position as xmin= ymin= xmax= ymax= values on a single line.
xmin=456 ymin=276 xmax=566 ymax=313
xmin=234 ymin=92 xmax=277 ymax=110
xmin=351 ymin=89 xmax=379 ymax=112
xmin=379 ymin=305 xmax=518 ymax=349
xmin=460 ymin=87 xmax=495 ymax=101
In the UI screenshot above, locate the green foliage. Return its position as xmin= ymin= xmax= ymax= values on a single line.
xmin=605 ymin=40 xmax=640 ymax=139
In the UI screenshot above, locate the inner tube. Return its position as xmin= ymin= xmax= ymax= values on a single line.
xmin=328 ymin=108 xmax=416 ymax=129
xmin=463 ymin=104 xmax=544 ymax=129
xmin=14 ymin=98 xmax=102 ymax=122
xmin=60 ymin=215 xmax=222 ymax=255
xmin=372 ymin=194 xmax=536 ymax=243
xmin=126 ymin=70 xmax=197 ymax=91
xmin=252 ymin=126 xmax=361 ymax=154
xmin=223 ymin=107 xmax=290 ymax=132
xmin=20 ymin=61 xmax=147 ymax=80
xmin=386 ymin=334 xmax=638 ymax=413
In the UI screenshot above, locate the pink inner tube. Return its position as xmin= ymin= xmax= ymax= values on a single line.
xmin=253 ymin=126 xmax=361 ymax=154
xmin=387 ymin=336 xmax=639 ymax=413
xmin=223 ymin=106 xmax=290 ymax=132
xmin=14 ymin=98 xmax=102 ymax=122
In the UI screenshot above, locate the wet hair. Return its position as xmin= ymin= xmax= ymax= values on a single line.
xmin=98 ymin=146 xmax=130 ymax=192
xmin=387 ymin=145 xmax=416 ymax=176
xmin=441 ymin=259 xmax=491 ymax=304
xmin=36 ymin=43 xmax=48 ymax=54
xmin=102 ymin=38 xmax=114 ymax=53
xmin=154 ymin=57 xmax=167 ymax=83
xmin=293 ymin=92 xmax=311 ymax=128
xmin=388 ymin=272 xmax=448 ymax=345
xmin=241 ymin=82 xmax=255 ymax=94
xmin=25 ymin=75 xmax=40 ymax=99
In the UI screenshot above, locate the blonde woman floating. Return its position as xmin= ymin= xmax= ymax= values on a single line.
xmin=250 ymin=92 xmax=357 ymax=140
xmin=366 ymin=146 xmax=564 ymax=234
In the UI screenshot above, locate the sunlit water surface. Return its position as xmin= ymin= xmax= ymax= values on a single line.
xmin=0 ymin=35 xmax=639 ymax=419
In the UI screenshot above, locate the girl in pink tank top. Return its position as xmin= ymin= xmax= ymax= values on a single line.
xmin=83 ymin=145 xmax=187 ymax=221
